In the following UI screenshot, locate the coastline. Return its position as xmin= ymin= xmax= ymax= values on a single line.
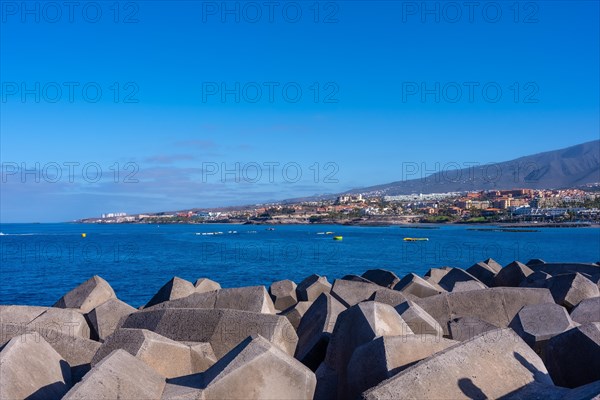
xmin=74 ymin=219 xmax=599 ymax=228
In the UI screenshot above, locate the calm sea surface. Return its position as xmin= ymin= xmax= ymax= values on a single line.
xmin=1 ymin=223 xmax=598 ymax=307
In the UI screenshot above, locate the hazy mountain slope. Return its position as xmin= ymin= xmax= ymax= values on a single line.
xmin=342 ymin=140 xmax=600 ymax=196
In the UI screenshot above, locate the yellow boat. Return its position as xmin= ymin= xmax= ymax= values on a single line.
xmin=403 ymin=237 xmax=428 ymax=242
xmin=333 ymin=236 xmax=343 ymax=241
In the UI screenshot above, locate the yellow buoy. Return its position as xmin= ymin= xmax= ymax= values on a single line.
xmin=81 ymin=233 xmax=87 ymax=238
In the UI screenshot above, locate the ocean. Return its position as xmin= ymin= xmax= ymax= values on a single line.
xmin=1 ymin=223 xmax=598 ymax=308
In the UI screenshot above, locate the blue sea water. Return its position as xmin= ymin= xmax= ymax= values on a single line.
xmin=1 ymin=223 xmax=599 ymax=308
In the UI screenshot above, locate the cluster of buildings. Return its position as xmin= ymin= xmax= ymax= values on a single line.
xmin=82 ymin=188 xmax=600 ymax=224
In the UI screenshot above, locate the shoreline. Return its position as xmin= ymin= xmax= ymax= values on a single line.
xmin=71 ymin=220 xmax=599 ymax=228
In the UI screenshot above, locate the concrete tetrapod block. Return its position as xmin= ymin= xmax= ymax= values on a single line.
xmin=1 ymin=307 xmax=98 ymax=381
xmin=194 ymin=278 xmax=221 ymax=293
xmin=527 ymin=258 xmax=547 ymax=267
xmin=448 ymin=316 xmax=499 ymax=341
xmin=147 ymin=286 xmax=276 ymax=314
xmin=0 ymin=305 xmax=48 ymax=325
xmin=362 ymin=328 xmax=554 ymax=400
xmin=269 ymin=280 xmax=298 ymax=311
xmin=483 ymin=258 xmax=503 ymax=273
xmin=280 ymin=300 xmax=313 ymax=330
xmin=314 ymin=362 xmax=338 ymax=400
xmin=121 ymin=308 xmax=298 ymax=358
xmin=414 ymin=287 xmax=554 ymax=336
xmin=147 ymin=291 xmax=218 ymax=310
xmin=296 ymin=274 xmax=332 ymax=302
xmin=519 ymin=270 xmax=553 ymax=288
xmin=53 ymin=275 xmax=116 ymax=313
xmin=145 ymin=277 xmax=196 ymax=308
xmin=424 ymin=267 xmax=453 ymax=284
xmin=0 ymin=305 xmax=48 ymax=344
xmin=341 ymin=274 xmax=374 ymax=283
xmin=27 ymin=307 xmax=91 ymax=339
xmin=330 ymin=279 xmax=389 ymax=308
xmin=494 ymin=261 xmax=534 ymax=287
xmin=561 ymin=379 xmax=600 ymax=400
xmin=361 ymin=269 xmax=400 ymax=288
xmin=295 ymin=293 xmax=346 ymax=371
xmin=199 ymin=335 xmax=316 ymax=400
xmin=189 ymin=342 xmax=217 ymax=373
xmin=368 ymin=288 xmax=413 ymax=307
xmin=546 ymin=272 xmax=600 ymax=310
xmin=30 ymin=327 xmax=101 ymax=382
xmin=570 ymin=297 xmax=600 ymax=324
xmin=92 ymin=328 xmax=207 ymax=378
xmin=161 ymin=383 xmax=206 ymax=400
xmin=452 ymin=280 xmax=488 ymax=292
xmin=499 ymin=381 xmax=570 ymax=400
xmin=545 ymin=322 xmax=600 ymax=388
xmin=530 ymin=262 xmax=600 ymax=277
xmin=0 ymin=334 xmax=71 ymax=400
xmin=86 ymin=298 xmax=136 ymax=341
xmin=466 ymin=262 xmax=499 ymax=287
xmin=394 ymin=300 xmax=443 ymax=337
xmin=347 ymin=335 xmax=458 ymax=399
xmin=214 ymin=286 xmax=276 ymax=314
xmin=508 ymin=303 xmax=578 ymax=357
xmin=393 ymin=273 xmax=441 ymax=298
xmin=64 ymin=349 xmax=166 ymax=399
xmin=325 ymin=301 xmax=413 ymax=399
xmin=438 ymin=268 xmax=485 ymax=292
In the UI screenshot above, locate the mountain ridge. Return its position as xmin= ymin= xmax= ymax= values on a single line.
xmin=282 ymin=140 xmax=600 ymax=203
xmin=344 ymin=139 xmax=600 ymax=196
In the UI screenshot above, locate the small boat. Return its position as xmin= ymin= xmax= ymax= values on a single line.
xmin=325 ymin=231 xmax=334 ymax=235
xmin=403 ymin=237 xmax=429 ymax=242
xmin=317 ymin=232 xmax=325 ymax=235
xmin=228 ymin=230 xmax=238 ymax=234
xmin=333 ymin=236 xmax=343 ymax=241
xmin=266 ymin=228 xmax=275 ymax=231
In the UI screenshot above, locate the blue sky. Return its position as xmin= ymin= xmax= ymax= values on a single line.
xmin=1 ymin=0 xmax=599 ymax=222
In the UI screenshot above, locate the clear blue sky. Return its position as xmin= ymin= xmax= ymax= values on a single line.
xmin=1 ymin=0 xmax=599 ymax=222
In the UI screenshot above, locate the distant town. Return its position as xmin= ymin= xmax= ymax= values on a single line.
xmin=80 ymin=186 xmax=600 ymax=226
